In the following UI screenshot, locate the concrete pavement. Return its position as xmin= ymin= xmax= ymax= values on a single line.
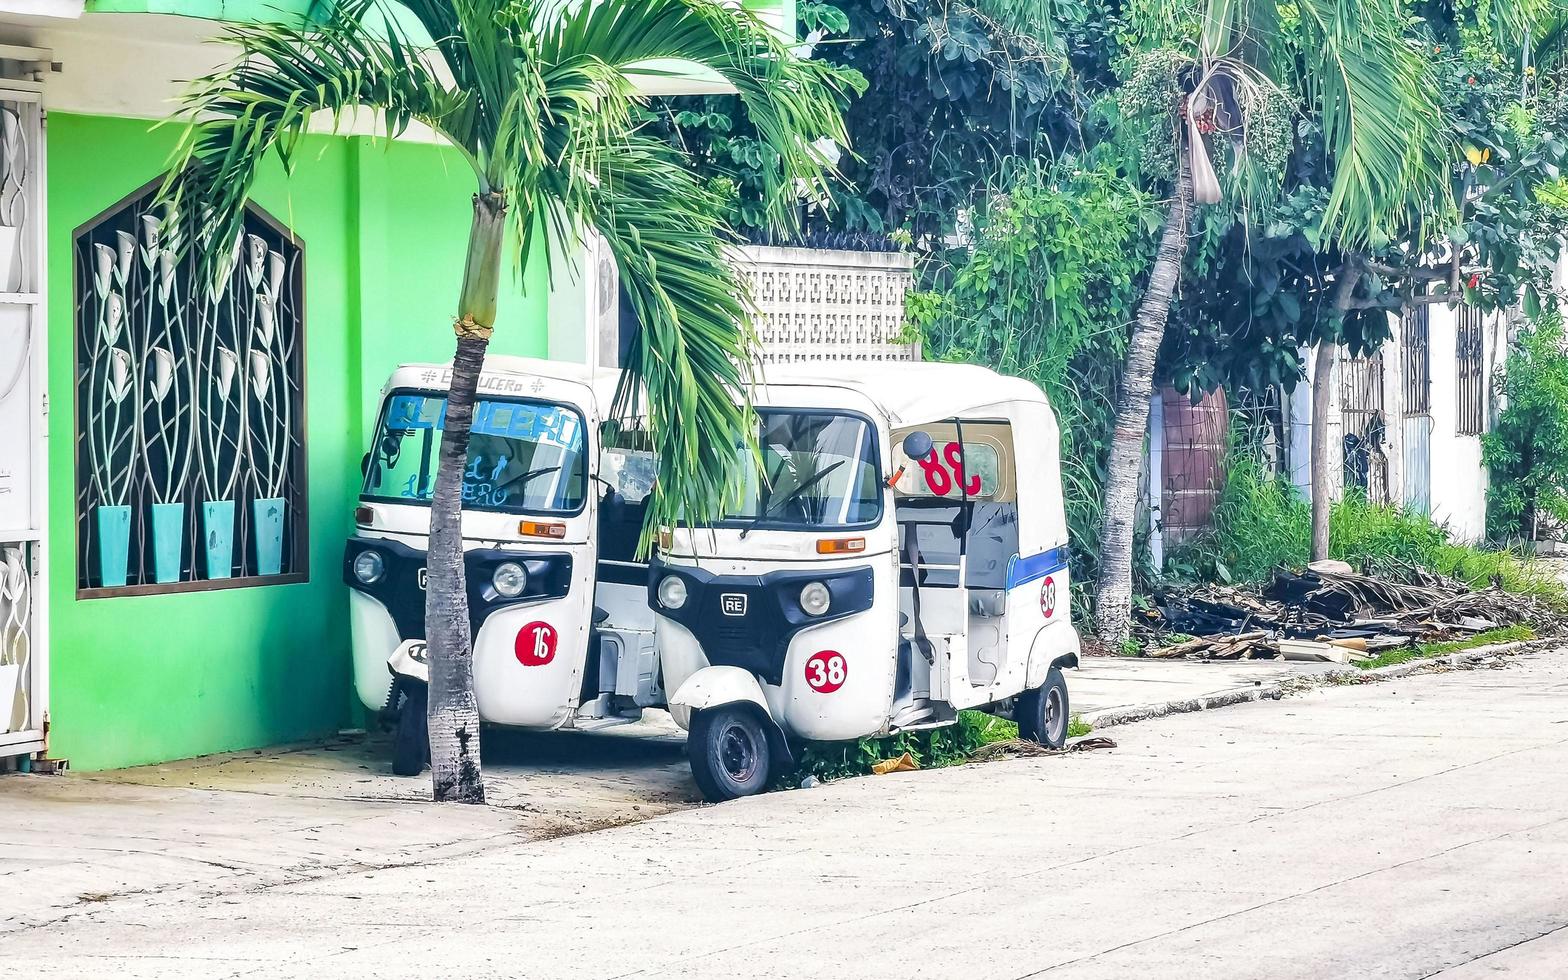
xmin=4 ymin=651 xmax=1567 ymax=977
xmin=1 ymin=653 xmax=1334 ymax=932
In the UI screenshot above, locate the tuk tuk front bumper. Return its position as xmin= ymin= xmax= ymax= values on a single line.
xmin=344 ymin=536 xmax=575 ymax=714
xmin=646 ymin=558 xmax=874 ymax=686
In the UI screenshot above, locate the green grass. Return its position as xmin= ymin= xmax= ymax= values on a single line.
xmin=1357 ymin=625 xmax=1535 ymax=670
xmin=783 ymin=709 xmax=1092 ymax=786
xmin=1172 ymin=446 xmax=1568 ymax=609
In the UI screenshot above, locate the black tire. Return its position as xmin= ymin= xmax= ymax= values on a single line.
xmin=688 ymin=705 xmax=772 ymax=803
xmin=391 ymin=680 xmax=429 ymax=777
xmin=1017 ymin=666 xmax=1070 ymax=749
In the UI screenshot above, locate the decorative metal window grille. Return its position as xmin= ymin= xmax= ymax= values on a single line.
xmin=73 ymin=183 xmax=307 ymax=596
xmin=1402 ymin=304 xmax=1431 ymax=416
xmin=1456 ymin=305 xmax=1486 ymax=436
xmin=0 ymin=542 xmax=31 ymax=736
xmin=1340 ymin=349 xmax=1388 ymax=503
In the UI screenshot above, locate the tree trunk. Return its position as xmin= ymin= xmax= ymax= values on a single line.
xmin=1093 ymin=162 xmax=1193 ymax=647
xmin=426 ymin=191 xmax=507 ymax=805
xmin=1309 ymin=261 xmax=1361 ymax=561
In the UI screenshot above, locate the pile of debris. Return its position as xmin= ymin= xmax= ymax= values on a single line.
xmin=1136 ymin=560 xmax=1556 ymax=664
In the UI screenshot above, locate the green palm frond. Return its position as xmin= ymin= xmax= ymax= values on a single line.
xmin=584 ymin=134 xmax=758 ymax=540
xmin=159 ymin=0 xmax=854 ymax=546
xmin=535 ymin=0 xmax=861 ymax=226
xmin=1291 ymin=0 xmax=1449 ymax=249
xmin=159 ymin=0 xmax=470 ymax=280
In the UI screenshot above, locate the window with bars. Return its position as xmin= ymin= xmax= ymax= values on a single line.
xmin=73 ymin=181 xmax=308 ymax=596
xmin=1455 ymin=305 xmax=1486 ymax=436
xmin=1340 ymin=349 xmax=1388 ymax=501
xmin=1402 ymin=305 xmax=1431 ymax=416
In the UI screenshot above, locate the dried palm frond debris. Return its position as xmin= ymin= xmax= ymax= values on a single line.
xmin=1135 ymin=561 xmax=1559 ymax=662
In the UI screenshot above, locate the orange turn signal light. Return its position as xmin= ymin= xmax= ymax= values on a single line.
xmin=518 ymin=520 xmax=567 ymax=539
xmin=354 ymin=505 xmax=374 ymax=526
xmin=658 ymin=528 xmax=673 ymax=552
xmin=816 ymin=537 xmax=866 ymax=555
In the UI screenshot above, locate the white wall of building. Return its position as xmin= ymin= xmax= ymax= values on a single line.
xmin=1267 ymin=299 xmax=1501 ymax=546
xmin=1422 ymin=303 xmax=1493 ymax=543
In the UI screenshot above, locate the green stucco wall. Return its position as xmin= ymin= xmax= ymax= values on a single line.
xmin=45 ymin=113 xmax=548 ymax=770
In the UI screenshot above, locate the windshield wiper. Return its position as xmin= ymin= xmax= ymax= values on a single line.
xmin=491 ymin=464 xmax=564 ymax=495
xmin=740 ymin=460 xmax=846 ymax=536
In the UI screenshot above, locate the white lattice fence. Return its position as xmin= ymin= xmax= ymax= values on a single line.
xmin=735 ymin=245 xmax=917 ymax=363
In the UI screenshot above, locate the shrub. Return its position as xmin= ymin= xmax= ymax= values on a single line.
xmin=1483 ymin=311 xmax=1568 ymax=540
xmin=1173 ymin=431 xmax=1566 ymax=605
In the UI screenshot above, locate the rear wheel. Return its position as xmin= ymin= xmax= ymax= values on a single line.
xmin=1018 ymin=666 xmax=1069 ymax=749
xmin=391 ymin=680 xmax=429 ymax=777
xmin=689 ymin=705 xmax=772 ymax=802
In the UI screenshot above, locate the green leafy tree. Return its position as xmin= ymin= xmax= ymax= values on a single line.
xmin=1484 ymin=311 xmax=1568 ymax=540
xmin=1155 ymin=5 xmax=1568 ymax=564
xmin=158 ymin=0 xmax=853 ymax=803
xmin=906 ymin=163 xmax=1154 ymax=594
xmin=1094 ymin=0 xmax=1448 ymax=643
xmin=651 ymin=0 xmax=1107 ymax=244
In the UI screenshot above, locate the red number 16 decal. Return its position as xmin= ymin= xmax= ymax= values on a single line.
xmin=918 ymin=441 xmax=981 ymax=497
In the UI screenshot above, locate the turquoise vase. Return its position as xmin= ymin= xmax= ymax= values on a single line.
xmin=253 ymin=496 xmax=285 ymax=576
xmin=149 ymin=502 xmax=185 ymax=584
xmin=202 ymin=499 xmax=235 ymax=579
xmin=95 ymin=504 xmax=131 ymax=588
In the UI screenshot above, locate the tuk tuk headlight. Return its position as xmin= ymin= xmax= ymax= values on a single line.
xmin=491 ymin=561 xmax=528 ymax=599
xmin=657 ymin=575 xmax=688 ymax=610
xmin=352 ymin=550 xmax=385 ymax=585
xmin=800 ymin=581 xmax=832 ymax=617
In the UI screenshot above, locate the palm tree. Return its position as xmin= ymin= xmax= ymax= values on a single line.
xmin=1093 ymin=0 xmax=1449 ymax=645
xmin=158 ymin=0 xmax=852 ymax=802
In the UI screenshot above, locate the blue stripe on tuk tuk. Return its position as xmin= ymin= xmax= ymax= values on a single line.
xmin=1005 ymin=545 xmax=1071 ymax=589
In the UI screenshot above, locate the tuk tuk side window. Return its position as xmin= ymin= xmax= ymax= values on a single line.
xmin=362 ymin=390 xmax=588 ymax=515
xmin=891 ymin=422 xmax=1016 ymax=502
xmin=894 ymin=421 xmax=1019 ymax=589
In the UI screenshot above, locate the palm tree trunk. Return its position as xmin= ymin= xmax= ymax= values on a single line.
xmin=426 ymin=191 xmax=507 ymax=805
xmin=1309 ymin=259 xmax=1361 ymax=561
xmin=1093 ymin=161 xmax=1192 ymax=647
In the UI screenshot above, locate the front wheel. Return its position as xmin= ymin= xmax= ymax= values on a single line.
xmin=1017 ymin=666 xmax=1069 ymax=749
xmin=688 ymin=706 xmax=772 ymax=802
xmin=391 ymin=679 xmax=429 ymax=777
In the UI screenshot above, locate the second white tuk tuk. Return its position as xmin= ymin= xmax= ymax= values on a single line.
xmin=650 ymin=363 xmax=1082 ymax=801
xmin=344 ymin=357 xmax=661 ymax=774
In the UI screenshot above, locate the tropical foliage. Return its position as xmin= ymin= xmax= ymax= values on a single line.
xmin=904 ymin=164 xmax=1155 ymax=599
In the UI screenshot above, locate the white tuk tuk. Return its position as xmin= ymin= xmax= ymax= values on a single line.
xmin=650 ymin=363 xmax=1080 ymax=801
xmin=344 ymin=357 xmax=660 ymax=774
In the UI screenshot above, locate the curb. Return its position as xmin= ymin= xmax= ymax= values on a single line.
xmin=1083 ymin=683 xmax=1286 ymax=730
xmin=1081 ymin=639 xmax=1552 ymax=731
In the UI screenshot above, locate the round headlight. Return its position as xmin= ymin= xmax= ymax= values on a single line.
xmin=800 ymin=581 xmax=831 ymax=617
xmin=352 ymin=550 xmax=385 ymax=585
xmin=492 ymin=561 xmax=527 ymax=599
xmin=657 ymin=574 xmax=688 ymax=610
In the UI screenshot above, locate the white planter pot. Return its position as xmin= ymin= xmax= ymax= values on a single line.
xmin=0 ymin=663 xmax=18 ymax=734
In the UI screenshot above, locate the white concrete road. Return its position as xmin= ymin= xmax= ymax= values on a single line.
xmin=5 ymin=653 xmax=1568 ymax=978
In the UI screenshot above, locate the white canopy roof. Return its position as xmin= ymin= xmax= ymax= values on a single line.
xmin=754 ymin=362 xmax=1052 ymax=427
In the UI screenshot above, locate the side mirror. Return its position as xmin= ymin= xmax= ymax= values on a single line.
xmin=902 ymin=430 xmax=934 ymax=461
xmin=360 ymin=452 xmax=371 ymax=477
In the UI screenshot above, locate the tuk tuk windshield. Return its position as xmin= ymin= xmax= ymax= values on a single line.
xmin=722 ymin=410 xmax=881 ymax=529
xmin=362 ymin=391 xmax=588 ymax=515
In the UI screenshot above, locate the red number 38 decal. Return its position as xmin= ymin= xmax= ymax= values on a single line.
xmin=805 ymin=650 xmax=848 ymax=693
xmin=918 ymin=442 xmax=981 ymax=497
